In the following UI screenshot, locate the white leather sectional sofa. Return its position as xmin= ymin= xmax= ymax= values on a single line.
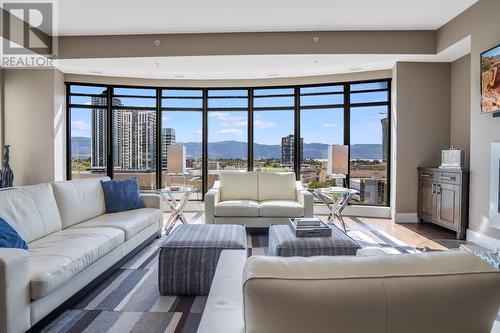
xmin=205 ymin=172 xmax=314 ymax=227
xmin=0 ymin=177 xmax=163 ymax=333
xmin=198 ymin=250 xmax=500 ymax=333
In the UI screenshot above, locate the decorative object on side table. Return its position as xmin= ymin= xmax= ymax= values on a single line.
xmin=439 ymin=147 xmax=464 ymax=169
xmin=0 ymin=145 xmax=14 ymax=188
xmin=289 ymin=218 xmax=332 ymax=237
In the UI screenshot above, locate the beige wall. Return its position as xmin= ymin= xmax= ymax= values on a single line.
xmin=450 ymin=54 xmax=471 ymax=167
xmin=437 ymin=0 xmax=500 ymax=242
xmin=3 ymin=69 xmax=66 ymax=186
xmin=65 ymin=69 xmax=392 ymax=88
xmin=59 ymin=31 xmax=435 ymax=59
xmin=392 ymin=62 xmax=451 ymax=217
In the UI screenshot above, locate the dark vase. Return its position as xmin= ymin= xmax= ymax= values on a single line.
xmin=1 ymin=145 xmax=14 ymax=188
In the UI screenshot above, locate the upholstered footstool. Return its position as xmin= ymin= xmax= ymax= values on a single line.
xmin=159 ymin=224 xmax=246 ymax=296
xmin=268 ymin=224 xmax=360 ymax=257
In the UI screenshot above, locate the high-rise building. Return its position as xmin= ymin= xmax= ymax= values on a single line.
xmin=91 ymin=95 xmax=124 ymax=171
xmin=281 ymin=134 xmax=303 ymax=166
xmin=91 ymin=95 xmax=107 ymax=170
xmin=161 ymin=128 xmax=176 ymax=170
xmin=113 ymin=110 xmax=156 ymax=170
xmin=381 ymin=117 xmax=388 ymax=162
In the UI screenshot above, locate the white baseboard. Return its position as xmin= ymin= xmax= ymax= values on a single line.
xmin=466 ymin=229 xmax=500 ymax=249
xmin=315 ymin=204 xmax=392 ymax=219
xmin=391 ymin=210 xmax=418 ymax=223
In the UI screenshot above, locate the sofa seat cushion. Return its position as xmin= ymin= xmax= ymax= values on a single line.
xmin=215 ymin=200 xmax=260 ymax=217
xmin=69 ymin=208 xmax=162 ymax=240
xmin=259 ymin=200 xmax=304 ymax=217
xmin=28 ymin=227 xmax=124 ymax=300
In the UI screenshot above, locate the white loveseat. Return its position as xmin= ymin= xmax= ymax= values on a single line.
xmin=205 ymin=172 xmax=313 ymax=227
xmin=198 ymin=250 xmax=500 ymax=333
xmin=0 ymin=177 xmax=163 ymax=333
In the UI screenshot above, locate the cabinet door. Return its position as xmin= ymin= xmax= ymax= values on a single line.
xmin=419 ymin=178 xmax=436 ymax=221
xmin=436 ymin=183 xmax=460 ymax=230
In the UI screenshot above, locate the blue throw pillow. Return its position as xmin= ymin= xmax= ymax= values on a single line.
xmin=101 ymin=177 xmax=145 ymax=214
xmin=0 ymin=218 xmax=28 ymax=250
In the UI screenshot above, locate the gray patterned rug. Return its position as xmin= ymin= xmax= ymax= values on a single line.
xmin=41 ymin=218 xmax=417 ymax=333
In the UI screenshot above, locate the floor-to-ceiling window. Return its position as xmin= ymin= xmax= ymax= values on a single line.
xmin=349 ymin=81 xmax=390 ymax=205
xmin=161 ymin=89 xmax=203 ymax=199
xmin=207 ymin=89 xmax=249 ymax=188
xmin=253 ymin=88 xmax=295 ymax=172
xmin=66 ymin=79 xmax=390 ymax=206
xmin=111 ymin=87 xmax=157 ymax=191
xmin=299 ymin=85 xmax=345 ymax=188
xmin=68 ymin=85 xmax=108 ymax=180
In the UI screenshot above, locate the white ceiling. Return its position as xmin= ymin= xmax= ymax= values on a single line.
xmin=55 ymin=0 xmax=477 ymax=36
xmin=57 ymin=36 xmax=471 ymax=79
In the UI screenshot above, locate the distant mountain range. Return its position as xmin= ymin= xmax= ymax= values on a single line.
xmin=72 ymin=137 xmax=383 ymax=160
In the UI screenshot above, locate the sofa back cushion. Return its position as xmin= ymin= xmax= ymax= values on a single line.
xmin=219 ymin=172 xmax=258 ymax=201
xmin=257 ymin=172 xmax=296 ymax=201
xmin=51 ymin=177 xmax=109 ymax=228
xmin=242 ymin=252 xmax=500 ymax=333
xmin=0 ymin=184 xmax=62 ymax=243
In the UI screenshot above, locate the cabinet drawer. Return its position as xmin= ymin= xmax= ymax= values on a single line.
xmin=419 ymin=170 xmax=436 ymax=181
xmin=438 ymin=172 xmax=460 ymax=185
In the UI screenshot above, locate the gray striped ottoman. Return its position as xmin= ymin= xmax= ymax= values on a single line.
xmin=268 ymin=224 xmax=360 ymax=257
xmin=159 ymin=224 xmax=246 ymax=296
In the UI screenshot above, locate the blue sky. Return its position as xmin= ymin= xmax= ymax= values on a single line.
xmin=483 ymin=45 xmax=500 ymax=58
xmin=70 ymin=86 xmax=388 ymax=145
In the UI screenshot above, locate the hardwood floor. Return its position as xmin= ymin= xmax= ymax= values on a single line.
xmin=163 ymin=212 xmax=455 ymax=248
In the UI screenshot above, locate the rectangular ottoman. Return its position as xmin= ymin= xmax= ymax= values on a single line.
xmin=268 ymin=224 xmax=360 ymax=257
xmin=159 ymin=224 xmax=246 ymax=296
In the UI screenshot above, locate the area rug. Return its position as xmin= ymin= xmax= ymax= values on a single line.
xmin=42 ymin=218 xmax=416 ymax=333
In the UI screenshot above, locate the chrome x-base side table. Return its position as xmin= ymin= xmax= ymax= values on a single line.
xmin=313 ymin=187 xmax=358 ymax=233
xmin=157 ymin=186 xmax=196 ymax=235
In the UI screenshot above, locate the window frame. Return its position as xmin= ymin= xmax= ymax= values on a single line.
xmin=66 ymin=78 xmax=391 ymax=206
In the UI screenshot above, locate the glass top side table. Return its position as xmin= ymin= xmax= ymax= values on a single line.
xmin=156 ymin=186 xmax=197 ymax=235
xmin=414 ymin=239 xmax=500 ymax=269
xmin=312 ymin=187 xmax=359 ymax=234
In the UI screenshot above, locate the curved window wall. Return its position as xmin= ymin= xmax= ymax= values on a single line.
xmin=67 ymin=79 xmax=391 ymax=206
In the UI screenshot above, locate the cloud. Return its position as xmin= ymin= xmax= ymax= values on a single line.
xmin=209 ymin=112 xmax=230 ymax=119
xmin=72 ymin=120 xmax=90 ymax=131
xmin=321 ymin=123 xmax=338 ymax=128
xmin=216 ymin=129 xmax=243 ymax=135
xmin=162 ymin=116 xmax=172 ymax=121
xmin=254 ymin=119 xmax=277 ymax=129
xmin=195 ymin=130 xmax=202 ymax=134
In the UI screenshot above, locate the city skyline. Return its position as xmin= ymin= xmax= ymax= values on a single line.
xmin=71 ymin=87 xmax=387 ymax=146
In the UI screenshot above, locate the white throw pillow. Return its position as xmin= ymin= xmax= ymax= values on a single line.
xmin=219 ymin=172 xmax=258 ymax=201
xmin=258 ymin=172 xmax=296 ymax=201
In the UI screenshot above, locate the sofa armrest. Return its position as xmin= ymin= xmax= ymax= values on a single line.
xmin=141 ymin=193 xmax=162 ymax=210
xmin=0 ymin=249 xmax=30 ymax=333
xmin=296 ymin=181 xmax=313 ymax=217
xmin=204 ymin=182 xmax=220 ymax=224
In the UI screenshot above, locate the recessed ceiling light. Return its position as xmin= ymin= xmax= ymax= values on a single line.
xmin=312 ymin=37 xmax=320 ymax=43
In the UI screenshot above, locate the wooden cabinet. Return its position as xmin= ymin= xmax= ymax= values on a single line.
xmin=417 ymin=167 xmax=469 ymax=239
